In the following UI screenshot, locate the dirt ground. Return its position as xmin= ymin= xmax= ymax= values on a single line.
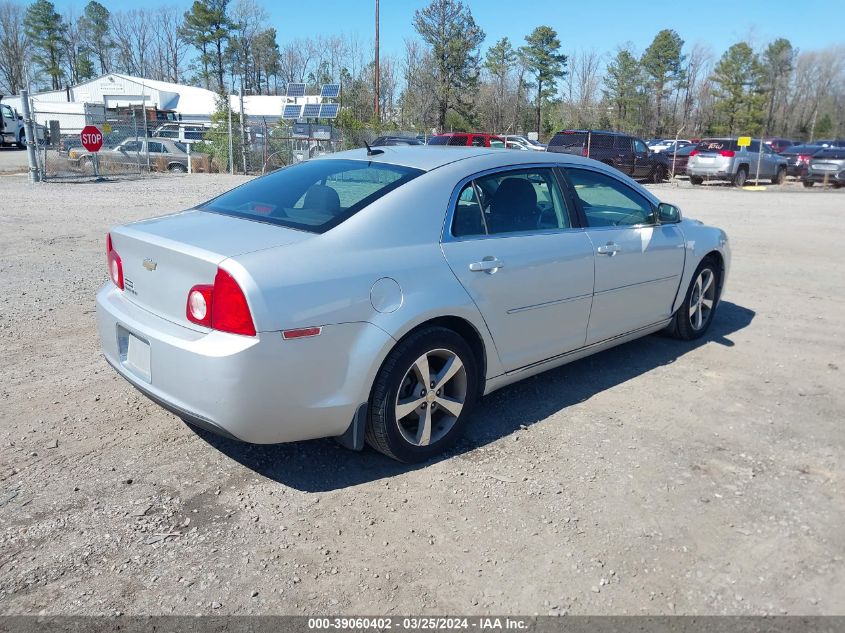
xmin=0 ymin=173 xmax=843 ymax=616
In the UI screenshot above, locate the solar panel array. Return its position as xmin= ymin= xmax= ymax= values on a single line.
xmin=320 ymin=84 xmax=341 ymax=98
xmin=285 ymin=82 xmax=306 ymax=97
xmin=282 ymin=104 xmax=302 ymax=120
xmin=319 ymin=103 xmax=339 ymax=119
xmin=302 ymin=103 xmax=321 ymax=118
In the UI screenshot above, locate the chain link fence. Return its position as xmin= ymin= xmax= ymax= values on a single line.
xmin=29 ymin=104 xmax=348 ymax=181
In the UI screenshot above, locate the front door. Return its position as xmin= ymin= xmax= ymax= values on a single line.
xmin=632 ymin=138 xmax=653 ymax=179
xmin=441 ymin=167 xmax=595 ymax=372
xmin=561 ymin=167 xmax=686 ymax=344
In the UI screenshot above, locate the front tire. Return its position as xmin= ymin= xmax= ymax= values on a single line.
xmin=651 ymin=165 xmax=667 ymax=184
xmin=803 ymin=180 xmax=814 ymax=188
xmin=366 ymin=326 xmax=479 ymax=463
xmin=690 ymin=176 xmax=703 ymax=185
xmin=667 ymin=258 xmax=720 ymax=341
xmin=17 ymin=131 xmax=25 ymax=149
xmin=772 ymin=167 xmax=786 ymax=185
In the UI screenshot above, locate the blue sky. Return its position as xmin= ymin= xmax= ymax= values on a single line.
xmin=56 ymin=0 xmax=841 ymax=60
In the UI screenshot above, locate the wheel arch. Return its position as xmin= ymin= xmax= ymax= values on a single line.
xmin=384 ymin=315 xmax=489 ymax=398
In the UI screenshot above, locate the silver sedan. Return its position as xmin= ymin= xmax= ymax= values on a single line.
xmin=97 ymin=147 xmax=730 ymax=462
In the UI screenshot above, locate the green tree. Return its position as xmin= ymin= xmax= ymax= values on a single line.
xmin=80 ymin=1 xmax=111 ymax=75
xmin=521 ymin=25 xmax=567 ymax=135
xmin=603 ymin=46 xmax=645 ymax=132
xmin=641 ymin=29 xmax=685 ymax=136
xmin=711 ymin=42 xmax=767 ymax=135
xmin=761 ymin=38 xmax=794 ymax=134
xmin=484 ymin=37 xmax=516 ymax=132
xmin=25 ymin=0 xmax=66 ymax=90
xmin=413 ymin=0 xmax=485 ymax=131
xmin=181 ymin=0 xmax=234 ymax=92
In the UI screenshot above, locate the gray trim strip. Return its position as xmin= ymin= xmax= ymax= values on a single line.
xmin=506 ymin=292 xmax=592 ymax=315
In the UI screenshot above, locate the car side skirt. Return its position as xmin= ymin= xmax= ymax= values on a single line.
xmin=483 ymin=318 xmax=673 ymax=395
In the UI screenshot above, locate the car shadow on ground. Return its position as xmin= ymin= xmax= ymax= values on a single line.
xmin=191 ymin=300 xmax=755 ymax=492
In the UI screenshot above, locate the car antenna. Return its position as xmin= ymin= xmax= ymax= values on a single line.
xmin=364 ymin=140 xmax=384 ymax=156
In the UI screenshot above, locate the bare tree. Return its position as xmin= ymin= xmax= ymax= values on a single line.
xmin=0 ymin=2 xmax=29 ymax=93
xmin=152 ymin=7 xmax=188 ymax=83
xmin=111 ymin=9 xmax=153 ymax=77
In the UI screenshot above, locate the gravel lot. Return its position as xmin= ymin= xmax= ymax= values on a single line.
xmin=0 ymin=173 xmax=843 ymax=616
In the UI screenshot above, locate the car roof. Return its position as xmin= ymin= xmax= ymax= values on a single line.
xmin=319 ymin=145 xmax=610 ymax=172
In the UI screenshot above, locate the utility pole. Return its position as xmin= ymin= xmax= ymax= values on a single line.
xmin=374 ymin=0 xmax=380 ymax=122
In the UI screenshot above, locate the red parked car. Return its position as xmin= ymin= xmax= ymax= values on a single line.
xmin=427 ymin=133 xmax=505 ymax=148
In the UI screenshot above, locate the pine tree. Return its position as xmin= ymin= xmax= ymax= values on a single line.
xmin=25 ymin=0 xmax=66 ymax=90
xmin=521 ymin=25 xmax=567 ymax=136
xmin=181 ymin=0 xmax=234 ymax=92
xmin=603 ymin=47 xmax=645 ymax=132
xmin=413 ymin=0 xmax=485 ymax=131
xmin=711 ymin=42 xmax=767 ymax=135
xmin=80 ymin=1 xmax=112 ymax=75
xmin=641 ymin=29 xmax=685 ymax=136
xmin=484 ymin=37 xmax=516 ymax=132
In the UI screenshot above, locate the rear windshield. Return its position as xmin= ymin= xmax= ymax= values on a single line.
xmin=815 ymin=148 xmax=845 ymax=160
xmin=198 ymin=159 xmax=424 ymax=234
xmin=548 ymin=132 xmax=586 ymax=148
xmin=696 ymin=139 xmax=738 ymax=152
xmin=427 ymin=135 xmax=468 ymax=146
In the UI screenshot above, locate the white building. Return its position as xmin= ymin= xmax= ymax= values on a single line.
xmin=6 ymin=73 xmax=319 ymax=126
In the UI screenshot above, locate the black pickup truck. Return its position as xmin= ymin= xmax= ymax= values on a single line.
xmin=546 ymin=129 xmax=670 ymax=183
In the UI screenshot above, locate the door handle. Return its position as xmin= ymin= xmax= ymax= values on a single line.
xmin=469 ymin=257 xmax=504 ymax=273
xmin=596 ymin=242 xmax=621 ymax=256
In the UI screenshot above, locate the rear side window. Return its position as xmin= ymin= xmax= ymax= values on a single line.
xmin=427 ymin=135 xmax=449 ymax=145
xmin=471 ymin=136 xmax=486 ymax=147
xmin=448 ymin=135 xmax=469 ymax=146
xmin=452 ymin=168 xmax=571 ymax=237
xmin=590 ymin=134 xmax=615 ymax=150
xmin=198 ymin=159 xmax=423 ymax=234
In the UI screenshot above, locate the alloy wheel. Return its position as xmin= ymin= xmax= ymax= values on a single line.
xmin=689 ymin=268 xmax=716 ymax=331
xmin=394 ymin=348 xmax=468 ymax=447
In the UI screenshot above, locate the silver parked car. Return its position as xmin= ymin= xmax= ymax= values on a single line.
xmin=97 ymin=147 xmax=730 ymax=462
xmin=687 ymin=138 xmax=787 ymax=187
xmin=802 ymin=147 xmax=845 ymax=188
xmin=70 ymin=137 xmax=194 ymax=173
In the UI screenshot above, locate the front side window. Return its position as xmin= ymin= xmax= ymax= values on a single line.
xmin=564 ymin=168 xmax=654 ymax=227
xmin=1 ymin=105 xmax=13 ymax=120
xmin=471 ymin=136 xmax=486 ymax=147
xmin=451 ymin=168 xmax=571 ymax=238
xmin=121 ymin=140 xmax=142 ymax=153
xmin=633 ymin=139 xmax=648 ymax=153
xmin=199 ymin=159 xmax=423 ymax=234
xmin=148 ymin=142 xmax=166 ymax=153
xmin=448 ymin=135 xmax=469 ymax=146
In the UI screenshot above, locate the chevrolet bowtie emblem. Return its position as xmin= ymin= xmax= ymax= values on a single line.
xmin=142 ymin=259 xmax=157 ymax=271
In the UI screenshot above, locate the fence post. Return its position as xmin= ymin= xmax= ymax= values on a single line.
xmin=21 ymin=89 xmax=41 ymax=183
xmin=239 ymin=89 xmax=247 ymax=174
xmin=227 ymin=96 xmax=234 ymax=175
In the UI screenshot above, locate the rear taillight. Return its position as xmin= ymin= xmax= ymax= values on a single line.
xmin=186 ymin=267 xmax=256 ymax=336
xmin=581 ymin=147 xmax=589 ymax=157
xmin=798 ymin=155 xmax=811 ymax=163
xmin=689 ymin=150 xmax=698 ymax=156
xmin=106 ymin=233 xmax=124 ymax=290
xmin=719 ymin=150 xmax=735 ymax=157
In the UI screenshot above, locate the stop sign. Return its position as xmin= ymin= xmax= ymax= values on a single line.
xmin=80 ymin=125 xmax=103 ymax=152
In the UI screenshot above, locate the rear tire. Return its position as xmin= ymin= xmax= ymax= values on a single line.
xmin=17 ymin=131 xmax=25 ymax=149
xmin=690 ymin=176 xmax=703 ymax=185
xmin=366 ymin=326 xmax=479 ymax=463
xmin=168 ymin=163 xmax=187 ymax=173
xmin=667 ymin=258 xmax=720 ymax=341
xmin=733 ymin=167 xmax=748 ymax=187
xmin=803 ymin=180 xmax=814 ymax=188
xmin=771 ymin=167 xmax=786 ymax=185
xmin=651 ymin=165 xmax=667 ymax=184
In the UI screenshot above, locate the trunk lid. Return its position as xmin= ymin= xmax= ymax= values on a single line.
xmin=110 ymin=210 xmax=310 ymax=329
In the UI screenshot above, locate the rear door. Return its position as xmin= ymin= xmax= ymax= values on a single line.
xmin=441 ymin=166 xmax=595 ymax=372
xmin=561 ymin=167 xmax=685 ymax=344
xmin=614 ymin=135 xmax=635 ymax=175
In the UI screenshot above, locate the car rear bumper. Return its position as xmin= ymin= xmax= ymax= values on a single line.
xmin=804 ymin=170 xmax=845 ymax=184
xmin=96 ymin=283 xmax=394 ymax=444
xmin=687 ymin=167 xmax=732 ymax=179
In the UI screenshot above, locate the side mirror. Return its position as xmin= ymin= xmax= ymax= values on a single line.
xmin=657 ymin=202 xmax=682 ymax=224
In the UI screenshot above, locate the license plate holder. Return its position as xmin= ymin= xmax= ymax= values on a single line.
xmin=118 ymin=326 xmax=151 ymax=382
